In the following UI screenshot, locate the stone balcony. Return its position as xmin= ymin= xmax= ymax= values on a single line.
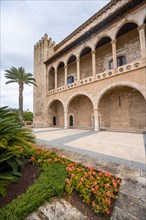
xmin=47 ymin=59 xmax=145 ymax=95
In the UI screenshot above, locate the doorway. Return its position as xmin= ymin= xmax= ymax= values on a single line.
xmin=53 ymin=117 xmax=56 ymax=126
xmin=69 ymin=115 xmax=74 ymax=126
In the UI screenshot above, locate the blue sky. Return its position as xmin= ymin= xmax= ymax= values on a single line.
xmin=0 ymin=0 xmax=110 ymax=111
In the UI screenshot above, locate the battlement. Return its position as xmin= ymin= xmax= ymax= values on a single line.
xmin=34 ymin=34 xmax=56 ymax=50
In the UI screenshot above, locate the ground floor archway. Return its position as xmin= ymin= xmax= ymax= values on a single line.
xmin=49 ymin=100 xmax=64 ymax=127
xmin=98 ymin=86 xmax=146 ymax=131
xmin=68 ymin=95 xmax=94 ymax=129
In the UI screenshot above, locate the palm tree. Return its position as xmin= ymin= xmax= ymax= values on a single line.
xmin=5 ymin=67 xmax=37 ymax=125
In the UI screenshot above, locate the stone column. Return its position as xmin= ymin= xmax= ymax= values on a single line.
xmin=92 ymin=50 xmax=96 ymax=77
xmin=111 ymin=40 xmax=117 ymax=69
xmin=77 ymin=58 xmax=80 ymax=81
xmin=94 ymin=109 xmax=100 ymax=131
xmin=55 ymin=70 xmax=57 ymax=89
xmin=65 ymin=65 xmax=68 ymax=85
xmin=138 ymin=24 xmax=146 ymax=59
xmin=64 ymin=110 xmax=68 ymax=129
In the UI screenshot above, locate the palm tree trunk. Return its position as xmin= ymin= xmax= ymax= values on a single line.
xmin=19 ymin=83 xmax=24 ymax=126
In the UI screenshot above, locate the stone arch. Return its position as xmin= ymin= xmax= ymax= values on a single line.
xmin=48 ymin=99 xmax=64 ymax=127
xmin=48 ymin=65 xmax=55 ymax=73
xmin=95 ymin=35 xmax=112 ymax=48
xmin=67 ymin=93 xmax=94 ymax=129
xmin=66 ymin=92 xmax=95 ymax=109
xmin=96 ymin=82 xmax=146 ymax=131
xmin=57 ymin=61 xmax=65 ymax=88
xmin=115 ymin=21 xmax=139 ymax=39
xmin=48 ymin=66 xmax=55 ymax=91
xmin=79 ymin=46 xmax=92 ymax=57
xmin=116 ymin=22 xmax=140 ymax=65
xmin=95 ymin=36 xmax=112 ymax=73
xmin=66 ymin=55 xmax=77 ymax=81
xmin=96 ymin=81 xmax=146 ymax=107
xmin=66 ymin=54 xmax=77 ymax=64
xmin=79 ymin=47 xmax=92 ymax=80
xmin=56 ymin=60 xmax=65 ymax=70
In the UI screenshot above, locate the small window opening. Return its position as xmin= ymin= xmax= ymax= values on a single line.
xmin=67 ymin=76 xmax=74 ymax=84
xmin=109 ymin=56 xmax=126 ymax=70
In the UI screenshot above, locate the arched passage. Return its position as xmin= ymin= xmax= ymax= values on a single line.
xmin=49 ymin=67 xmax=55 ymax=90
xmin=116 ymin=22 xmax=140 ymax=65
xmin=80 ymin=47 xmax=92 ymax=79
xmin=68 ymin=95 xmax=94 ymax=129
xmin=98 ymin=86 xmax=146 ymax=131
xmin=57 ymin=62 xmax=65 ymax=87
xmin=67 ymin=55 xmax=77 ymax=82
xmin=49 ymin=100 xmax=64 ymax=127
xmin=95 ymin=37 xmax=112 ymax=73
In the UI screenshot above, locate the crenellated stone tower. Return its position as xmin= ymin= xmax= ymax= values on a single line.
xmin=33 ymin=34 xmax=56 ymax=126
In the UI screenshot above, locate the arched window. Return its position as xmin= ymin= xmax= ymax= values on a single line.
xmin=109 ymin=56 xmax=126 ymax=69
xmin=69 ymin=115 xmax=74 ymax=126
xmin=67 ymin=76 xmax=74 ymax=84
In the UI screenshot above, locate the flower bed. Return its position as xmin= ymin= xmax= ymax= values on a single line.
xmin=0 ymin=145 xmax=121 ymax=219
xmin=28 ymin=146 xmax=121 ymax=215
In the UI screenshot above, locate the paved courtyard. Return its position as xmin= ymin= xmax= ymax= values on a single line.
xmin=33 ymin=128 xmax=146 ymax=170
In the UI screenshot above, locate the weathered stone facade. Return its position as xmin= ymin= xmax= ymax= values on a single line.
xmin=33 ymin=0 xmax=146 ymax=132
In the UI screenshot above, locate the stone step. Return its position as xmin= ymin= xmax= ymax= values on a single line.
xmin=25 ymin=198 xmax=88 ymax=220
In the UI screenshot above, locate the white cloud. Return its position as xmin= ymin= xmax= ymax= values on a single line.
xmin=1 ymin=0 xmax=110 ymax=111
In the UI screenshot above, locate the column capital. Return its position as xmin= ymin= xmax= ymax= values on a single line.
xmin=91 ymin=50 xmax=96 ymax=55
xmin=111 ymin=39 xmax=117 ymax=45
xmin=65 ymin=65 xmax=68 ymax=69
xmin=76 ymin=58 xmax=80 ymax=62
xmin=137 ymin=24 xmax=145 ymax=32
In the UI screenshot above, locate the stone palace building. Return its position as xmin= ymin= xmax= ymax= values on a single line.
xmin=33 ymin=0 xmax=146 ymax=132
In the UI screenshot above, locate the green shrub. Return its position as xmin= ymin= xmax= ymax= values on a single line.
xmin=0 ymin=164 xmax=67 ymax=220
xmin=0 ymin=106 xmax=36 ymax=196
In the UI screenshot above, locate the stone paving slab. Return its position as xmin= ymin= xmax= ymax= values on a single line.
xmin=33 ymin=128 xmax=90 ymax=142
xmin=33 ymin=128 xmax=145 ymax=170
xmin=26 ymin=198 xmax=88 ymax=220
xmin=63 ymin=131 xmax=145 ymax=164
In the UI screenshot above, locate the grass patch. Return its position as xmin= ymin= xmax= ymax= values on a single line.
xmin=0 ymin=163 xmax=67 ymax=220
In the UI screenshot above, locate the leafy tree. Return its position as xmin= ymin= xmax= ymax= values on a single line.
xmin=5 ymin=67 xmax=37 ymax=125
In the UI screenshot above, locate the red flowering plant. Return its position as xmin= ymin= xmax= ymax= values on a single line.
xmin=29 ymin=147 xmax=70 ymax=169
xmin=28 ymin=146 xmax=121 ymax=215
xmin=65 ymin=163 xmax=121 ymax=215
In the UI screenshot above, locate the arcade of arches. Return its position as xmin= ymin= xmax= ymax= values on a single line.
xmin=48 ymin=21 xmax=143 ymax=90
xmin=48 ymin=87 xmax=146 ymax=131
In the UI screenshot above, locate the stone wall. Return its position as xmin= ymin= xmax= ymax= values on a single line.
xmin=49 ymin=69 xmax=55 ymax=90
xmin=80 ymin=53 xmax=92 ymax=79
xmin=99 ymin=86 xmax=146 ymax=130
xmin=117 ymin=28 xmax=141 ymax=63
xmin=96 ymin=42 xmax=112 ymax=73
xmin=57 ymin=67 xmax=65 ymax=88
xmin=67 ymin=60 xmax=77 ymax=79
